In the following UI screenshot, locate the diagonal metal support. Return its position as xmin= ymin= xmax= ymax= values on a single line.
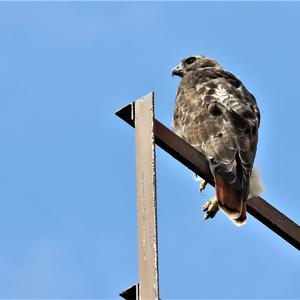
xmin=116 ymin=96 xmax=300 ymax=251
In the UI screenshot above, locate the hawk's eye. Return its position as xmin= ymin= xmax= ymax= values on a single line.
xmin=185 ymin=57 xmax=196 ymax=65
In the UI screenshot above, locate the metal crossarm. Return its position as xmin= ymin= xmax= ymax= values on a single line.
xmin=116 ymin=94 xmax=300 ymax=252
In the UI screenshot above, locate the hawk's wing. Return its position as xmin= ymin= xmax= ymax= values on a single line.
xmin=173 ymin=68 xmax=260 ymax=224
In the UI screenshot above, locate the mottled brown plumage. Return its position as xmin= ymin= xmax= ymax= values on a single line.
xmin=171 ymin=55 xmax=261 ymax=225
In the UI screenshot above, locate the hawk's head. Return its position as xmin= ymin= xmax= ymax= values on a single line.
xmin=171 ymin=55 xmax=222 ymax=77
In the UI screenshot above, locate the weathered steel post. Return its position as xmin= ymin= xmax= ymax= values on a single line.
xmin=135 ymin=92 xmax=159 ymax=300
xmin=119 ymin=92 xmax=160 ymax=300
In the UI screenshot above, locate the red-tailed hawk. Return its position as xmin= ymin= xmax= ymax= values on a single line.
xmin=171 ymin=55 xmax=263 ymax=226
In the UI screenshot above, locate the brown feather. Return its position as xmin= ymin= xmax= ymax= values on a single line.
xmin=215 ymin=173 xmax=244 ymax=220
xmin=232 ymin=203 xmax=247 ymax=226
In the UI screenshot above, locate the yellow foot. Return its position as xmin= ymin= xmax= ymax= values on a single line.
xmin=199 ymin=180 xmax=208 ymax=193
xmin=202 ymin=196 xmax=219 ymax=220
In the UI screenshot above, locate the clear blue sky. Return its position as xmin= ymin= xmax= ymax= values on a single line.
xmin=0 ymin=2 xmax=299 ymax=299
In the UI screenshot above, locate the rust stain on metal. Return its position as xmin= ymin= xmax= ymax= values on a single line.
xmin=116 ymin=101 xmax=300 ymax=251
xmin=134 ymin=92 xmax=159 ymax=299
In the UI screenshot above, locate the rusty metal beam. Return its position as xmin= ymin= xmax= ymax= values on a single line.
xmin=116 ymin=101 xmax=300 ymax=251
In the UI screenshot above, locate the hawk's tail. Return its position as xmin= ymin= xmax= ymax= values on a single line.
xmin=215 ymin=173 xmax=247 ymax=226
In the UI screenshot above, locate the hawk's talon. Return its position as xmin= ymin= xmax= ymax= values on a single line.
xmin=199 ymin=180 xmax=207 ymax=193
xmin=204 ymin=212 xmax=210 ymax=220
xmin=202 ymin=200 xmax=211 ymax=211
xmin=202 ymin=197 xmax=219 ymax=220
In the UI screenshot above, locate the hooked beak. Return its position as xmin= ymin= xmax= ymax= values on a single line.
xmin=171 ymin=63 xmax=184 ymax=77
